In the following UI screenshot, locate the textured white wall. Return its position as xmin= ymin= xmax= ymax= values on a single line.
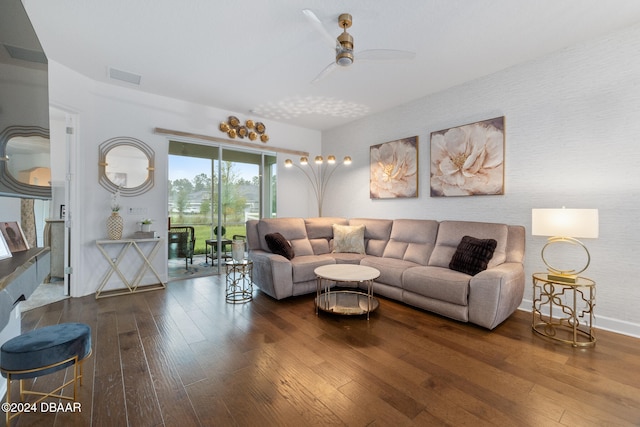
xmin=322 ymin=24 xmax=640 ymax=337
xmin=47 ymin=62 xmax=320 ymax=297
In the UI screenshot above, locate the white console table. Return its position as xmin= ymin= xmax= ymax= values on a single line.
xmin=95 ymin=238 xmax=165 ymax=299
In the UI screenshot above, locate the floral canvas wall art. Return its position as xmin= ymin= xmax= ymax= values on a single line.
xmin=370 ymin=136 xmax=418 ymax=199
xmin=430 ymin=117 xmax=505 ymax=197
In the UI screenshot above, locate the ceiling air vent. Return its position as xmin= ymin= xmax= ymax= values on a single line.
xmin=3 ymin=44 xmax=47 ymax=64
xmin=108 ymin=67 xmax=141 ymax=85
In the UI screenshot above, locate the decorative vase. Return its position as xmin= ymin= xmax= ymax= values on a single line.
xmin=232 ymin=240 xmax=245 ymax=262
xmin=141 ymin=223 xmax=151 ymax=232
xmin=107 ymin=212 xmax=123 ymax=240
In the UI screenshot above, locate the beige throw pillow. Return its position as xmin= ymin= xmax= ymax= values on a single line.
xmin=332 ymin=224 xmax=365 ymax=254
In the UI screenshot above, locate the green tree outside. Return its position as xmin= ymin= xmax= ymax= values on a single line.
xmin=169 ymin=161 xmax=250 ymax=254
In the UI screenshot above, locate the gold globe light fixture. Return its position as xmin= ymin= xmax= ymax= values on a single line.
xmin=284 ymin=154 xmax=352 ymax=216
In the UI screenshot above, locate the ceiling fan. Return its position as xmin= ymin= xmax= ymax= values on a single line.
xmin=303 ymin=9 xmax=416 ymax=84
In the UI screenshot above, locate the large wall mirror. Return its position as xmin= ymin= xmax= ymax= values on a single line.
xmin=98 ymin=136 xmax=155 ymax=196
xmin=0 ymin=125 xmax=51 ymax=198
xmin=0 ymin=0 xmax=51 ymax=199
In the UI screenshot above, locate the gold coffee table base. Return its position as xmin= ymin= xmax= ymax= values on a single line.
xmin=315 ymin=290 xmax=380 ymax=316
xmin=315 ymin=264 xmax=381 ymax=320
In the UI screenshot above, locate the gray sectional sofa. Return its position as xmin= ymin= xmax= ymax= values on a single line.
xmin=246 ymin=217 xmax=525 ymax=330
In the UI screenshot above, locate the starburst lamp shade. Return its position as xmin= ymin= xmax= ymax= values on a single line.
xmin=531 ymin=208 xmax=599 ymax=283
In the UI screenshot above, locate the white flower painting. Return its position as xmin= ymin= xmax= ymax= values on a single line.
xmin=430 ymin=117 xmax=505 ymax=197
xmin=370 ymin=136 xmax=418 ymax=199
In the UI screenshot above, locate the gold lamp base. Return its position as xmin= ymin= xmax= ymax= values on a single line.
xmin=547 ymin=272 xmax=578 ymax=283
xmin=541 ymin=236 xmax=591 ymax=284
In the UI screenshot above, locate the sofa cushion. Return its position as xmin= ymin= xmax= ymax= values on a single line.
xmin=382 ymin=219 xmax=439 ymax=265
xmin=305 ymin=217 xmax=347 ymax=239
xmin=309 ymin=238 xmax=330 ymax=255
xmin=257 ymin=218 xmax=314 ymax=256
xmin=449 ymin=236 xmax=497 ymax=276
xmin=349 ymin=218 xmax=393 ymax=257
xmin=332 ymin=224 xmax=365 ymax=254
xmin=265 ymin=232 xmax=295 ymax=260
xmin=361 ymin=256 xmax=420 ymax=289
xmin=403 ymin=266 xmax=470 ymax=306
xmin=291 ymin=255 xmax=335 ymax=283
xmin=329 ymin=252 xmax=367 ymax=264
xmin=306 ymin=217 xmax=348 ymax=255
xmin=428 ymin=221 xmax=508 ymax=269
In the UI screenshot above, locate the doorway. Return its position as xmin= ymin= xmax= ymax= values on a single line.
xmin=168 ymin=141 xmax=276 ymax=280
xmin=20 ymin=106 xmax=76 ymax=310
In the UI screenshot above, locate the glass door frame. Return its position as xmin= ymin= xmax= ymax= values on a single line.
xmin=169 ymin=140 xmax=276 ymax=274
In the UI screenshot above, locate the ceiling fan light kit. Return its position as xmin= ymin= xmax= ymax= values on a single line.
xmin=336 ymin=49 xmax=353 ymax=66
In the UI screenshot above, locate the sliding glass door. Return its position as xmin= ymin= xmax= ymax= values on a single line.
xmin=168 ymin=141 xmax=276 ymax=278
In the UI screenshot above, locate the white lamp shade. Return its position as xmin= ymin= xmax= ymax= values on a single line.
xmin=532 ymin=208 xmax=599 ymax=238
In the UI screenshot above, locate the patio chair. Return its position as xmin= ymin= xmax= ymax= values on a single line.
xmin=168 ymin=226 xmax=195 ymax=269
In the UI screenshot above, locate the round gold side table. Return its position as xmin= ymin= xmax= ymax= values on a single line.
xmin=532 ymin=272 xmax=596 ymax=347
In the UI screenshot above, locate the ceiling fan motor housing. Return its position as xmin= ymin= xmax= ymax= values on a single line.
xmin=305 ymin=9 xmax=415 ymax=82
xmin=336 ymin=33 xmax=354 ymax=65
xmin=336 ymin=13 xmax=354 ymax=66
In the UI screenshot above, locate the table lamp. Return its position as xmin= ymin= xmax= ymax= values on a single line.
xmin=531 ymin=208 xmax=599 ymax=283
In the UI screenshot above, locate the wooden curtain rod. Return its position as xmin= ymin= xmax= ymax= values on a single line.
xmin=154 ymin=127 xmax=309 ymax=157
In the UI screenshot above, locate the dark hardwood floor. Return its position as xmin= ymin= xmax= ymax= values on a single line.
xmin=9 ymin=275 xmax=640 ymax=426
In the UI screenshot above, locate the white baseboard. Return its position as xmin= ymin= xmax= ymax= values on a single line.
xmin=518 ymin=300 xmax=640 ymax=339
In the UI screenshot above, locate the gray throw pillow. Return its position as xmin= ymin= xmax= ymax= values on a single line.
xmin=332 ymin=224 xmax=365 ymax=254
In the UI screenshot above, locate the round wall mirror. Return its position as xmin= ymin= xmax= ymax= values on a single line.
xmin=98 ymin=136 xmax=154 ymax=196
xmin=0 ymin=125 xmax=51 ymax=198
xmin=6 ymin=135 xmax=51 ymax=186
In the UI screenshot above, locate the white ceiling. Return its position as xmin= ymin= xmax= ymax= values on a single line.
xmin=21 ymin=0 xmax=640 ymax=131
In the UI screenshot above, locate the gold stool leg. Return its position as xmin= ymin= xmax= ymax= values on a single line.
xmin=5 ymin=376 xmax=10 ymax=426
xmin=2 ymin=350 xmax=91 ymax=423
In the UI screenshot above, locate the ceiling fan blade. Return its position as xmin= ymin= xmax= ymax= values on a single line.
xmin=302 ymin=9 xmax=337 ymax=49
xmin=357 ymin=49 xmax=416 ymax=61
xmin=311 ymin=62 xmax=338 ymax=84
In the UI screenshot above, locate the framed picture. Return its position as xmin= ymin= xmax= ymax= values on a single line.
xmin=370 ymin=136 xmax=419 ymax=199
xmin=60 ymin=204 xmax=66 ymax=219
xmin=430 ymin=116 xmax=505 ymax=197
xmin=0 ymin=232 xmax=11 ymax=260
xmin=0 ymin=221 xmax=29 ymax=253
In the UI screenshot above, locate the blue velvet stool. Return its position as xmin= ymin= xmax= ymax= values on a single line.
xmin=0 ymin=323 xmax=92 ymax=424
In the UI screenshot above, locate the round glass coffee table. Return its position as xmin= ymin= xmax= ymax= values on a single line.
xmin=314 ymin=264 xmax=380 ymax=320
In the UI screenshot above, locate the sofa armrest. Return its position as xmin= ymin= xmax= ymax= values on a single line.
xmin=468 ymin=262 xmax=525 ymax=330
xmin=248 ymin=249 xmax=294 ymax=300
